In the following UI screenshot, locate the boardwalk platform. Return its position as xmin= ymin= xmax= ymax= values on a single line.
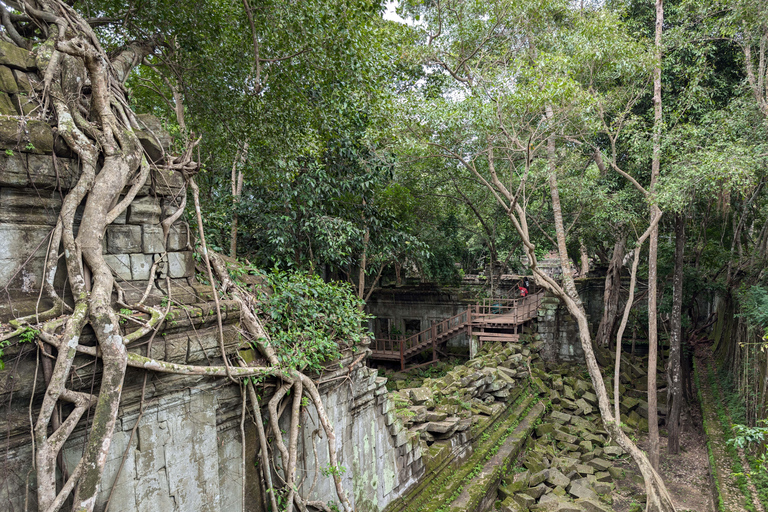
xmin=370 ymin=291 xmax=543 ymax=369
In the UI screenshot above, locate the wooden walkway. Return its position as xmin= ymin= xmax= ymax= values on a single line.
xmin=370 ymin=291 xmax=544 ymax=369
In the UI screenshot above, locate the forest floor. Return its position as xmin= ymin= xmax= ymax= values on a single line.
xmin=610 ymin=403 xmax=716 ymax=512
xmin=694 ymin=352 xmax=767 ymax=512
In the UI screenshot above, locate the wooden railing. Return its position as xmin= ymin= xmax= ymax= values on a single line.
xmin=472 ymin=291 xmax=544 ymax=323
xmin=370 ymin=291 xmax=544 ymax=369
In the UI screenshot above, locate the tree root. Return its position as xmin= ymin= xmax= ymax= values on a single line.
xmin=0 ymin=3 xmax=355 ymax=510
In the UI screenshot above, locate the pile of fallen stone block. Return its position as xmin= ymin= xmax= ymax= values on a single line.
xmin=382 ymin=340 xmax=543 ymax=445
xmin=495 ymin=360 xmax=663 ymax=512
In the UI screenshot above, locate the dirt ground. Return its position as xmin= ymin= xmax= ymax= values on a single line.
xmin=611 ymin=401 xmax=716 ymax=512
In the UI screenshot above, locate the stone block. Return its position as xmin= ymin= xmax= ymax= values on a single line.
xmin=127 ymin=197 xmax=161 ymax=225
xmin=408 ymin=387 xmax=433 ymax=405
xmin=576 ymin=498 xmax=612 ymax=512
xmin=152 ymin=168 xmax=184 ymax=196
xmin=0 ymin=188 xmax=60 ymax=225
xmin=0 ymin=41 xmax=34 ymax=70
xmin=587 ymin=458 xmax=612 ymax=472
xmin=164 ymin=333 xmax=189 ymax=362
xmin=25 ymin=154 xmax=78 ymax=189
xmin=103 ymin=254 xmax=131 ymax=281
xmin=12 ymin=70 xmax=30 ymax=93
xmin=107 ymin=225 xmax=142 ymax=254
xmin=25 ymin=121 xmax=53 ymax=153
xmin=0 ymin=65 xmax=18 ymax=93
xmin=130 ymin=253 xmax=153 ymax=281
xmin=425 ymin=417 xmax=459 ymax=434
xmin=546 ymin=468 xmax=571 ymax=488
xmin=10 ymin=94 xmax=30 ymax=116
xmin=529 ymin=469 xmax=549 ymax=486
xmin=166 ymin=251 xmax=194 ymax=278
xmin=568 ymin=482 xmax=598 ymax=500
xmin=0 ymin=91 xmax=15 ymax=115
xmin=425 ymin=411 xmax=447 ymax=422
xmin=142 ymin=224 xmax=164 ymax=253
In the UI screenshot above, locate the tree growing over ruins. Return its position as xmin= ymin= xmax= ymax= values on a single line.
xmin=0 ymin=1 xmax=374 ymax=511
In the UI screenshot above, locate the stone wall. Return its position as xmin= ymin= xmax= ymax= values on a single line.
xmin=366 ymin=285 xmax=474 ymax=350
xmin=0 ymin=36 xmax=193 ymax=319
xmin=536 ymin=294 xmax=584 ymax=363
xmin=0 ymin=308 xmax=419 ymax=512
xmin=288 ymin=365 xmax=423 ymax=511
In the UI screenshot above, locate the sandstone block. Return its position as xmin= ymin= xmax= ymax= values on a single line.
xmin=167 ymin=251 xmax=194 ymax=278
xmin=0 ymin=41 xmax=33 ymax=70
xmin=587 ymin=458 xmax=612 ymax=472
xmin=499 ymin=497 xmax=524 ymax=512
xmin=529 ymin=469 xmax=549 ymax=486
xmin=25 ymin=121 xmax=54 ymax=153
xmin=425 ymin=417 xmax=459 ymax=434
xmin=575 ymin=498 xmax=612 ymax=512
xmin=546 ymin=468 xmax=571 ymax=488
xmin=524 ymin=483 xmax=548 ymax=500
xmin=130 ymin=253 xmax=153 ymax=281
xmin=408 ymin=387 xmax=432 ymax=405
xmin=568 ymin=482 xmax=598 ymax=500
xmin=152 ymin=168 xmax=184 ymax=195
xmin=128 ymin=197 xmax=161 ymax=225
xmin=554 ymin=429 xmax=578 ymax=444
xmin=107 ymin=225 xmax=142 ymax=254
xmin=0 ymin=65 xmax=17 ymax=93
xmin=103 ymin=254 xmax=131 ymax=281
xmin=512 ymin=493 xmax=535 ymax=509
xmin=142 ymin=224 xmax=164 ymax=253
xmin=425 ymin=411 xmax=447 ymax=422
xmin=0 ymin=91 xmax=15 ymax=116
xmin=551 ymin=410 xmax=573 ymax=424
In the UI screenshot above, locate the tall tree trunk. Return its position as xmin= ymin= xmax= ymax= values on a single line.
xmin=517 ymin=157 xmax=677 ymax=512
xmin=546 ymin=106 xmax=578 ymax=301
xmin=648 ymin=0 xmax=664 ymax=471
xmin=457 ymin=144 xmax=676 ymax=512
xmin=596 ymin=236 xmax=626 ymax=347
xmin=667 ymin=213 xmax=685 ymax=454
xmin=229 ymin=143 xmax=247 ymax=258
xmin=579 ymin=240 xmax=590 ymax=277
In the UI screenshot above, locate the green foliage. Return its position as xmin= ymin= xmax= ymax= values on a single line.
xmin=320 ymin=464 xmax=347 ymax=478
xmin=739 ymin=286 xmax=768 ymax=330
xmin=0 ymin=328 xmax=37 ymax=371
xmin=256 ymin=270 xmax=372 ymax=372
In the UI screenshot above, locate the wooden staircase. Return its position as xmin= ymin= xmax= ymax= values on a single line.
xmin=370 ymin=291 xmax=544 ymax=369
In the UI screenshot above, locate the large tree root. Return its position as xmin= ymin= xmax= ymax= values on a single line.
xmin=0 ymin=3 xmax=356 ymax=511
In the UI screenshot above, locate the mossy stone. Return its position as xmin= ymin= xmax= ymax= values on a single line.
xmin=536 ymin=423 xmax=554 ymax=437
xmin=0 ymin=66 xmax=18 ymax=93
xmin=26 ymin=120 xmax=53 ymax=153
xmin=0 ymin=92 xmax=16 ymax=116
xmin=0 ymin=41 xmax=33 ymax=70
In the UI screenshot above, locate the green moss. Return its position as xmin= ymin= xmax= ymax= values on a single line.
xmin=385 ymin=385 xmax=540 ymax=512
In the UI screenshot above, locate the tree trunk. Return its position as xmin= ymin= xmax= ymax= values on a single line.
xmin=459 ymin=144 xmax=676 ymax=512
xmin=545 ymin=106 xmax=578 ymax=302
xmin=579 ymin=240 xmax=590 ymax=277
xmin=667 ymin=213 xmax=685 ymax=454
xmin=596 ymin=236 xmax=626 ymax=347
xmin=229 ymin=143 xmax=247 ymax=258
xmin=518 ymin=173 xmax=677 ymax=512
xmin=648 ymin=0 xmax=664 ymax=471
